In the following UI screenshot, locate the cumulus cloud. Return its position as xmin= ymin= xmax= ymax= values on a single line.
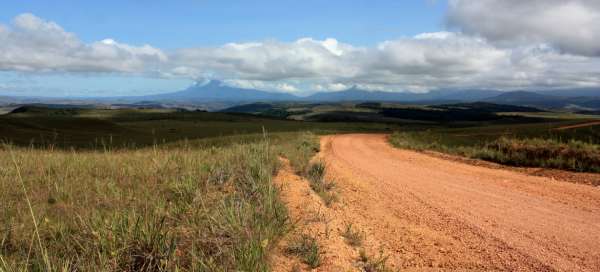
xmin=2 ymin=12 xmax=600 ymax=94
xmin=447 ymin=0 xmax=600 ymax=56
xmin=169 ymin=32 xmax=510 ymax=89
xmin=169 ymin=38 xmax=360 ymax=81
xmin=169 ymin=31 xmax=600 ymax=91
xmin=0 ymin=13 xmax=167 ymax=73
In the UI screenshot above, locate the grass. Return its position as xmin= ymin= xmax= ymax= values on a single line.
xmin=0 ymin=107 xmax=397 ymax=149
xmin=305 ymin=162 xmax=337 ymax=206
xmin=390 ymin=129 xmax=600 ymax=173
xmin=478 ymin=137 xmax=600 ymax=172
xmin=356 ymin=249 xmax=390 ymax=272
xmin=341 ymin=223 xmax=364 ymax=247
xmin=0 ymin=131 xmax=325 ymax=271
xmin=285 ymin=234 xmax=322 ymax=269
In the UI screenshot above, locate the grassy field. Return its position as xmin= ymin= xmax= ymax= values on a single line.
xmin=389 ymin=121 xmax=600 ymax=173
xmin=2 ymin=103 xmax=599 ymax=271
xmin=0 ymin=131 xmax=321 ymax=271
xmin=0 ymin=106 xmax=397 ymax=149
xmin=0 ymin=106 xmax=390 ymax=271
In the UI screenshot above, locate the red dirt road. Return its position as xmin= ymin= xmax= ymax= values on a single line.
xmin=555 ymin=121 xmax=600 ymax=131
xmin=320 ymin=134 xmax=600 ymax=271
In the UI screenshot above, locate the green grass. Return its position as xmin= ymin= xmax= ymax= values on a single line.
xmin=390 ymin=125 xmax=600 ymax=173
xmin=285 ymin=234 xmax=322 ymax=269
xmin=357 ymin=249 xmax=390 ymax=272
xmin=0 ymin=107 xmax=397 ymax=149
xmin=478 ymin=137 xmax=600 ymax=172
xmin=341 ymin=223 xmax=363 ymax=247
xmin=305 ymin=162 xmax=337 ymax=206
xmin=0 ymin=131 xmax=326 ymax=271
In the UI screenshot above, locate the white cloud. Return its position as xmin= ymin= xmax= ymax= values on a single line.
xmin=2 ymin=13 xmax=600 ymax=94
xmin=0 ymin=13 xmax=167 ymax=74
xmin=169 ymin=32 xmax=512 ymax=89
xmin=223 ymin=79 xmax=300 ymax=93
xmin=312 ymin=83 xmax=349 ymax=91
xmin=447 ymin=0 xmax=600 ymax=56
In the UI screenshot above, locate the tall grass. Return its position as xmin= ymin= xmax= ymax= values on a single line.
xmin=390 ymin=131 xmax=600 ymax=173
xmin=0 ymin=132 xmax=318 ymax=271
xmin=279 ymin=132 xmax=320 ymax=176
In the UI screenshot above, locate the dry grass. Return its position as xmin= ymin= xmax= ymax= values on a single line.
xmin=0 ymin=132 xmax=321 ymax=271
xmin=305 ymin=162 xmax=337 ymax=206
xmin=341 ymin=223 xmax=364 ymax=247
xmin=285 ymin=234 xmax=321 ymax=269
xmin=390 ymin=132 xmax=600 ymax=173
xmin=357 ymin=249 xmax=390 ymax=272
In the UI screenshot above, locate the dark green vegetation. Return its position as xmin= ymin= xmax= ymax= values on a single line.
xmin=222 ymin=101 xmax=549 ymax=124
xmin=0 ymin=106 xmax=396 ymax=149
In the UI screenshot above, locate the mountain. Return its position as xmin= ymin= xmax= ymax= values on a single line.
xmin=2 ymin=82 xmax=598 ymax=111
xmin=305 ymin=87 xmax=412 ymax=102
xmin=435 ymin=89 xmax=503 ymax=101
xmin=303 ymin=87 xmax=503 ymax=103
xmin=538 ymin=88 xmax=600 ymax=97
xmin=485 ymin=91 xmax=600 ymax=110
xmin=139 ymin=80 xmax=297 ymax=102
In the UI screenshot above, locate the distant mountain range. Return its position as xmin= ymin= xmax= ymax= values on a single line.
xmin=140 ymin=80 xmax=297 ymax=102
xmin=1 ymin=80 xmax=599 ymax=111
xmin=483 ymin=91 xmax=600 ymax=110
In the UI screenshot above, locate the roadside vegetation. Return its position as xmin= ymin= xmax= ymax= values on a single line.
xmin=341 ymin=223 xmax=364 ymax=247
xmin=356 ymin=249 xmax=390 ymax=272
xmin=390 ymin=128 xmax=600 ymax=173
xmin=305 ymin=162 xmax=337 ymax=206
xmin=284 ymin=234 xmax=322 ymax=269
xmin=0 ymin=131 xmax=322 ymax=271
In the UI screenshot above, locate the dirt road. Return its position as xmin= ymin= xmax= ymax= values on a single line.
xmin=304 ymin=134 xmax=600 ymax=271
xmin=555 ymin=121 xmax=600 ymax=130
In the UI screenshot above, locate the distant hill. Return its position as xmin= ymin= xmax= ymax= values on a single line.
xmin=485 ymin=91 xmax=600 ymax=110
xmin=303 ymin=87 xmax=505 ymax=103
xmin=435 ymin=89 xmax=503 ymax=101
xmin=538 ymin=88 xmax=599 ymax=97
xmin=433 ymin=102 xmax=544 ymax=113
xmin=2 ymin=83 xmax=599 ymax=111
xmin=304 ymin=87 xmax=410 ymax=102
xmin=140 ymin=80 xmax=297 ymax=102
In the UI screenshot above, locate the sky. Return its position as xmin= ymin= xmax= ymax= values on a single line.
xmin=0 ymin=0 xmax=600 ymax=97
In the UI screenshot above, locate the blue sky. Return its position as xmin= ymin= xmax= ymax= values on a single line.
xmin=1 ymin=1 xmax=600 ymax=97
xmin=0 ymin=1 xmax=447 ymax=48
